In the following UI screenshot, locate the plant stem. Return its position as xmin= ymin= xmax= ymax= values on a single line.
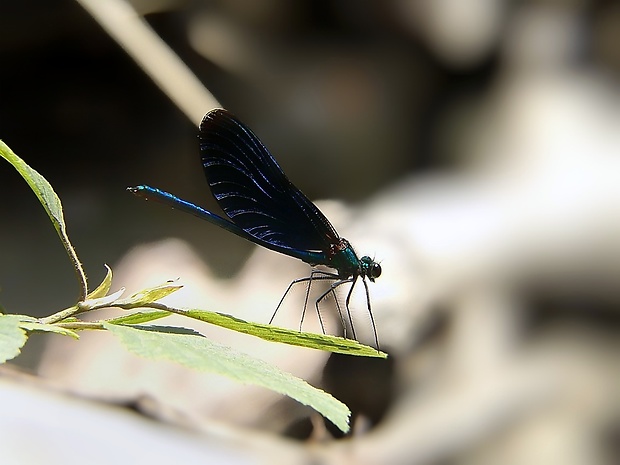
xmin=39 ymin=305 xmax=80 ymax=325
xmin=56 ymin=321 xmax=104 ymax=330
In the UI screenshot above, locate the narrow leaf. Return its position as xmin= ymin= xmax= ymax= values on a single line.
xmin=115 ymin=282 xmax=183 ymax=308
xmin=78 ymin=287 xmax=126 ymax=312
xmin=19 ymin=322 xmax=80 ymax=339
xmin=0 ymin=140 xmax=87 ymax=298
xmin=103 ymin=322 xmax=351 ymax=432
xmin=174 ymin=309 xmax=386 ymax=358
xmin=126 ymin=325 xmax=203 ymax=336
xmin=106 ymin=311 xmax=171 ymax=325
xmin=87 ymin=264 xmax=113 ymax=299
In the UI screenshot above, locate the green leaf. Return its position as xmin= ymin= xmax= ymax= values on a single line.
xmin=78 ymin=287 xmax=126 ymax=312
xmin=115 ymin=282 xmax=183 ymax=308
xmin=106 ymin=310 xmax=171 ymax=325
xmin=0 ymin=315 xmax=28 ymax=363
xmin=19 ymin=322 xmax=80 ymax=339
xmin=55 ymin=317 xmax=81 ymax=323
xmin=123 ymin=325 xmax=203 ymax=336
xmin=103 ymin=322 xmax=351 ymax=432
xmin=0 ymin=140 xmax=88 ymax=298
xmin=87 ymin=264 xmax=113 ymax=299
xmin=174 ymin=309 xmax=387 ymax=358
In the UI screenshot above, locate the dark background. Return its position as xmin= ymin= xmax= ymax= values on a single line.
xmin=1 ymin=0 xmax=619 ymax=356
xmin=0 ymin=0 xmax=490 ymax=315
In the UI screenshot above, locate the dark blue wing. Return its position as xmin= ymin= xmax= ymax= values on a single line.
xmin=199 ymin=109 xmax=340 ymax=253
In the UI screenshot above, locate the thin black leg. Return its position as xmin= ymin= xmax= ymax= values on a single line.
xmin=270 ymin=270 xmax=340 ymax=334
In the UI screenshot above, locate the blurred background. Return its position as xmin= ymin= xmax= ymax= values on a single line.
xmin=1 ymin=0 xmax=619 ymax=464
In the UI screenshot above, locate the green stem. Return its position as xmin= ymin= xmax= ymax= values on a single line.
xmin=60 ymin=235 xmax=88 ymax=301
xmin=39 ymin=304 xmax=80 ymax=325
xmin=56 ymin=321 xmax=105 ymax=330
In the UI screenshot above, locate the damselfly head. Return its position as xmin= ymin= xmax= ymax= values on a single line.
xmin=360 ymin=256 xmax=382 ymax=282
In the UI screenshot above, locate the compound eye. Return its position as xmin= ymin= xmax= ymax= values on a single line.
xmin=370 ymin=263 xmax=382 ymax=279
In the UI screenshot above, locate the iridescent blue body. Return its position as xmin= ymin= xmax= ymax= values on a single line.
xmin=129 ymin=109 xmax=380 ymax=346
